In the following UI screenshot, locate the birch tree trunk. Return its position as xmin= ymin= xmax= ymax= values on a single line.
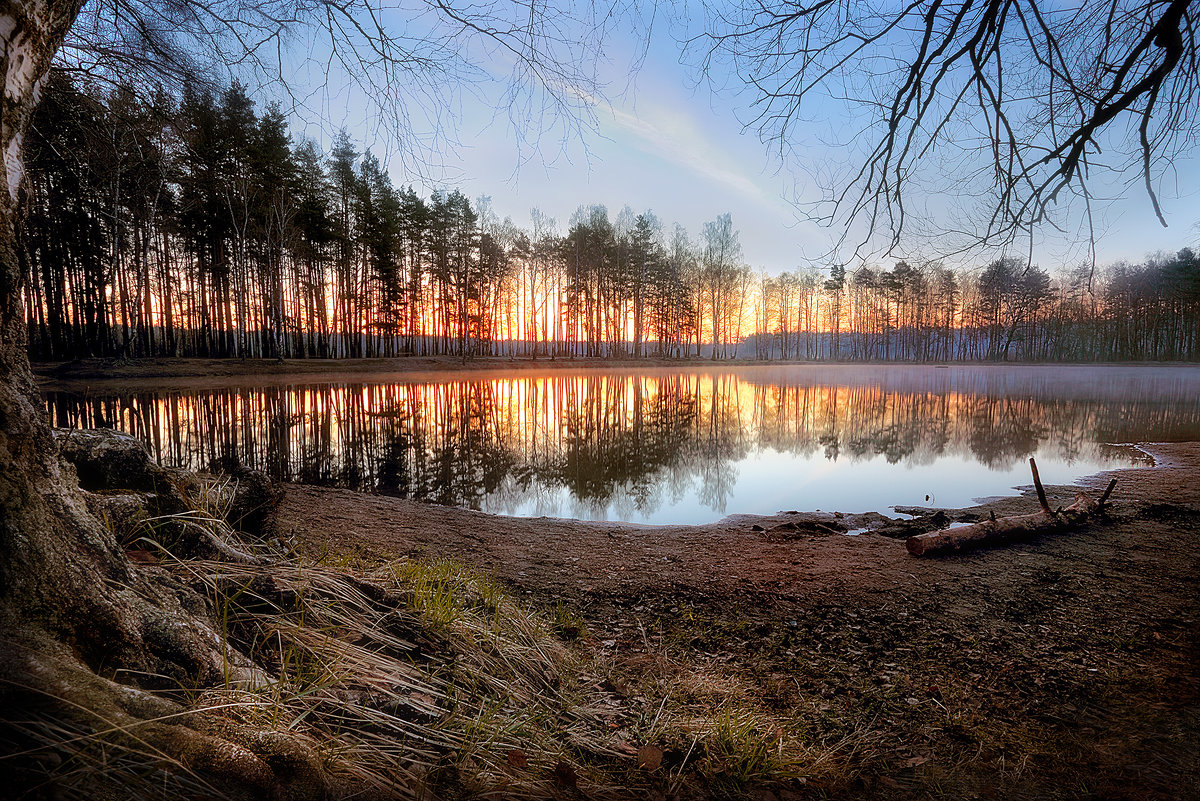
xmin=0 ymin=6 xmax=282 ymax=796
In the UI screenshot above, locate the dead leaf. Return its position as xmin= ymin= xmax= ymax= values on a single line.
xmin=552 ymin=761 xmax=578 ymax=788
xmin=903 ymin=755 xmax=929 ymax=768
xmin=506 ymin=749 xmax=527 ymax=769
xmin=408 ymin=692 xmax=439 ymax=716
xmin=637 ymin=744 xmax=663 ymax=771
xmin=611 ymin=740 xmax=640 ymax=757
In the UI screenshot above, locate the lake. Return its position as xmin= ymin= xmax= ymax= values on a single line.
xmin=43 ymin=365 xmax=1200 ymax=524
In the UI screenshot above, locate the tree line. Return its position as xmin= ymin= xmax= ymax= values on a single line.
xmin=22 ymin=73 xmax=1200 ymax=363
xmin=753 ymin=254 xmax=1199 ymax=362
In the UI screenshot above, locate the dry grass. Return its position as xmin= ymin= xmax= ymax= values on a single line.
xmin=187 ymin=555 xmax=609 ymax=797
xmin=4 ymin=481 xmax=862 ymax=799
xmin=5 ymin=550 xmax=859 ymax=799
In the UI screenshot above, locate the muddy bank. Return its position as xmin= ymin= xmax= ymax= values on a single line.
xmin=277 ymin=443 xmax=1199 ymax=604
xmin=275 ymin=444 xmax=1200 ymax=798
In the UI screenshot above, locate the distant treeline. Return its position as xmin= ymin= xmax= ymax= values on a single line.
xmin=751 ymin=254 xmax=1200 ymax=362
xmin=22 ymin=72 xmax=1200 ymax=362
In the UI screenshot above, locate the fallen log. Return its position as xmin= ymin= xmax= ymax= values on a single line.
xmin=906 ymin=458 xmax=1114 ymax=557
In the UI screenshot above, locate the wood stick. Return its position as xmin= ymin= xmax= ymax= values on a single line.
xmin=1097 ymin=478 xmax=1117 ymax=509
xmin=1029 ymin=457 xmax=1052 ymax=515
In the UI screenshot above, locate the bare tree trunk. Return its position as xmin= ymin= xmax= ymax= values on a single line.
xmin=0 ymin=7 xmax=283 ymax=797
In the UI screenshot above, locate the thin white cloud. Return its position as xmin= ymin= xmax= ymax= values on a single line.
xmin=601 ymin=98 xmax=782 ymax=213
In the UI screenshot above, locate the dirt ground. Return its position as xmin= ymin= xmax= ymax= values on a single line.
xmin=276 ymin=443 xmax=1200 ymax=800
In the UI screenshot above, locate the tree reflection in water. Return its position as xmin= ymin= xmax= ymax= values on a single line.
xmin=44 ymin=368 xmax=1200 ymax=522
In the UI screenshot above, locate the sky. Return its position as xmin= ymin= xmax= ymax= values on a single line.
xmin=287 ymin=3 xmax=1200 ymax=278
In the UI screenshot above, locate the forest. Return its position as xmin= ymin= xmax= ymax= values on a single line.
xmin=23 ymin=72 xmax=1200 ymax=364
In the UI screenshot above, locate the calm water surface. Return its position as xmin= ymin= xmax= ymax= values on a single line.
xmin=43 ymin=365 xmax=1200 ymax=524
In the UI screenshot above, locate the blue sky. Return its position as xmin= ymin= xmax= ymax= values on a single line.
xmin=289 ymin=4 xmax=1200 ymax=277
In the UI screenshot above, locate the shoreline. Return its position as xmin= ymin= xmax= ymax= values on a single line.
xmin=276 ymin=441 xmax=1200 ymax=590
xmin=37 ymin=392 xmax=1199 ymax=797
xmin=270 ymin=441 xmax=1200 ymax=797
xmin=35 ymin=354 xmax=1200 ymax=382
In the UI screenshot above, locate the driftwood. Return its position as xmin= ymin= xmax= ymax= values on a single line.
xmin=906 ymin=459 xmax=1116 ymax=557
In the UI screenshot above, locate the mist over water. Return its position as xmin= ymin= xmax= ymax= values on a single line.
xmin=44 ymin=365 xmax=1200 ymax=524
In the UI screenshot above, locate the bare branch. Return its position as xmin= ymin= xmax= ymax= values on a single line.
xmin=694 ymin=0 xmax=1200 ymax=261
xmin=57 ymin=0 xmax=645 ymax=175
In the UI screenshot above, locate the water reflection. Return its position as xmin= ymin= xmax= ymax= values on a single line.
xmin=43 ymin=367 xmax=1200 ymax=523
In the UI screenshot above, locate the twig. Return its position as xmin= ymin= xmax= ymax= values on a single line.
xmin=1029 ymin=457 xmax=1052 ymax=515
